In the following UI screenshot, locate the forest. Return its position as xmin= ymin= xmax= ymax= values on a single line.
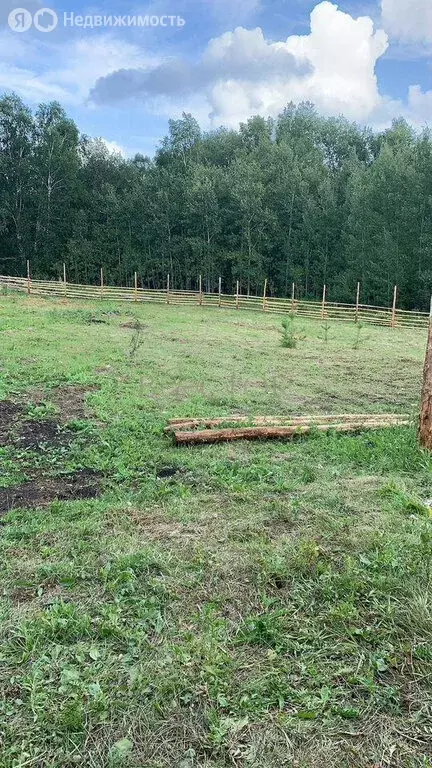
xmin=1 ymin=92 xmax=431 ymax=309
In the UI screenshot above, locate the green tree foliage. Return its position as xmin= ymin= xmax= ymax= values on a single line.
xmin=0 ymin=95 xmax=431 ymax=309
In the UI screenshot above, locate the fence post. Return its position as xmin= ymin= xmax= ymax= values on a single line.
xmin=391 ymin=285 xmax=398 ymax=328
xmin=262 ymin=278 xmax=267 ymax=312
xmin=218 ymin=276 xmax=222 ymax=308
xmin=199 ymin=274 xmax=203 ymax=306
xmin=27 ymin=260 xmax=31 ymax=295
xmin=63 ymin=263 xmax=67 ymax=297
xmin=321 ymin=284 xmax=327 ymax=319
xmin=134 ymin=271 xmax=138 ymax=302
xmin=355 ymin=281 xmax=360 ymax=324
xmin=236 ymin=280 xmax=239 ymax=310
xmin=100 ymin=267 xmax=104 ymax=299
xmin=291 ymin=282 xmax=295 ymax=313
xmin=419 ymin=305 xmax=432 ymax=449
xmin=167 ymin=273 xmax=170 ymax=304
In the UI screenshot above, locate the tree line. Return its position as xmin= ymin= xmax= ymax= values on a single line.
xmin=1 ymin=93 xmax=431 ymax=309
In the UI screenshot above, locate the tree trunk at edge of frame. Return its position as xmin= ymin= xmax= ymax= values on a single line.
xmin=419 ymin=319 xmax=432 ymax=450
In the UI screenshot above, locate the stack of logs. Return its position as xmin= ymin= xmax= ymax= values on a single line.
xmin=165 ymin=413 xmax=411 ymax=446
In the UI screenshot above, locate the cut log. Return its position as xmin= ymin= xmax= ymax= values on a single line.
xmin=165 ymin=413 xmax=410 ymax=433
xmin=173 ymin=419 xmax=410 ymax=445
xmin=420 ymin=318 xmax=432 ymax=450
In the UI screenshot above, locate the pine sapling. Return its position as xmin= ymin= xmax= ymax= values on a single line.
xmin=281 ymin=312 xmax=305 ymax=349
xmin=322 ymin=318 xmax=331 ymax=344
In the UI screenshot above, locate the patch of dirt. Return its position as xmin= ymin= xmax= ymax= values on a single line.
xmin=0 ymin=401 xmax=24 ymax=446
xmin=0 ymin=386 xmax=98 ymax=449
xmin=157 ymin=466 xmax=183 ymax=479
xmin=49 ymin=385 xmax=98 ymax=423
xmin=14 ymin=420 xmax=74 ymax=450
xmin=130 ymin=513 xmax=206 ymax=543
xmin=263 ymin=517 xmax=296 ymax=540
xmin=0 ymin=470 xmax=102 ymax=514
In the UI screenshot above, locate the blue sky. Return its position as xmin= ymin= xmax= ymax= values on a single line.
xmin=1 ymin=0 xmax=432 ymax=156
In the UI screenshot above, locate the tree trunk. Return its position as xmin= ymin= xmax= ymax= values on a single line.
xmin=419 ymin=315 xmax=432 ymax=450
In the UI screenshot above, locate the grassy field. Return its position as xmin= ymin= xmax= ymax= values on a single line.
xmin=0 ymin=293 xmax=432 ymax=768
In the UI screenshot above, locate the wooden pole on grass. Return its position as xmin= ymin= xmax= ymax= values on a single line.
xmin=199 ymin=274 xmax=203 ymax=306
xmin=174 ymin=419 xmax=411 ymax=446
xmin=26 ymin=260 xmax=31 ymax=295
xmin=321 ymin=284 xmax=327 ymax=319
xmin=236 ymin=280 xmax=239 ymax=310
xmin=355 ymin=282 xmax=360 ymax=324
xmin=419 ymin=297 xmax=432 ymax=450
xmin=100 ymin=267 xmax=104 ymax=299
xmin=291 ymin=282 xmax=295 ymax=312
xmin=262 ymin=278 xmax=267 ymax=312
xmin=218 ymin=276 xmax=222 ymax=308
xmin=63 ymin=263 xmax=67 ymax=297
xmin=391 ymin=285 xmax=398 ymax=328
xmin=167 ymin=273 xmax=170 ymax=304
xmin=134 ymin=271 xmax=138 ymax=302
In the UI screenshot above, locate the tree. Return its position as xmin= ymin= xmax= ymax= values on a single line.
xmin=0 ymin=94 xmax=34 ymax=270
xmin=0 ymin=90 xmax=431 ymax=312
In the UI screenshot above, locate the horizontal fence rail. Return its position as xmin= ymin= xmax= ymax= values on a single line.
xmin=1 ymin=273 xmax=431 ymax=329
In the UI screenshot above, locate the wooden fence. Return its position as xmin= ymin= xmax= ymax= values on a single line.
xmin=1 ymin=271 xmax=431 ymax=329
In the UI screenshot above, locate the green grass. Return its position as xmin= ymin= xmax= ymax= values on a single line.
xmin=0 ymin=293 xmax=431 ymax=768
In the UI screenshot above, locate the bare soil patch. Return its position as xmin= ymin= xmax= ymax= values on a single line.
xmin=40 ymin=385 xmax=97 ymax=423
xmin=14 ymin=420 xmax=74 ymax=450
xmin=0 ymin=469 xmax=102 ymax=514
xmin=0 ymin=401 xmax=24 ymax=446
xmin=0 ymin=389 xmax=103 ymax=514
xmin=0 ymin=386 xmax=98 ymax=450
xmin=156 ymin=465 xmax=184 ymax=479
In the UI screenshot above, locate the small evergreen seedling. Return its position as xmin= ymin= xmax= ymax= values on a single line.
xmin=322 ymin=318 xmax=331 ymax=344
xmin=353 ymin=321 xmax=365 ymax=350
xmin=281 ymin=312 xmax=305 ymax=349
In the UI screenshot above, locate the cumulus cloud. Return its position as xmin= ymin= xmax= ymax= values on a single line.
xmin=381 ymin=0 xmax=432 ymax=43
xmin=0 ymin=32 xmax=153 ymax=106
xmin=90 ymin=26 xmax=308 ymax=110
xmin=100 ymin=138 xmax=126 ymax=157
xmin=283 ymin=2 xmax=388 ymax=119
xmin=90 ymin=2 xmax=388 ymax=126
xmin=406 ymin=85 xmax=432 ymax=123
xmin=3 ymin=0 xmax=431 ymax=138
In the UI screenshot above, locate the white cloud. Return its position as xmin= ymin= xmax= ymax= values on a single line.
xmin=406 ymin=85 xmax=432 ymax=123
xmin=210 ymin=1 xmax=389 ymax=124
xmin=381 ymin=0 xmax=432 ymax=43
xmin=0 ymin=31 xmax=154 ymax=106
xmin=2 ymin=1 xmax=432 ymax=140
xmin=91 ymin=1 xmax=389 ymax=126
xmin=99 ymin=138 xmax=126 ymax=157
xmin=284 ymin=2 xmax=388 ymax=119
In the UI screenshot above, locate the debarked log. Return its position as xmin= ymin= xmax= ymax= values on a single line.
xmin=165 ymin=413 xmax=410 ymax=432
xmin=173 ymin=419 xmax=410 ymax=445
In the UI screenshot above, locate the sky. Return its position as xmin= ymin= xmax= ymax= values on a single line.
xmin=1 ymin=0 xmax=432 ymax=156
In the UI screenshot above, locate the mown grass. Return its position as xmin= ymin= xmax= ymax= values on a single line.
xmin=0 ymin=294 xmax=431 ymax=768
